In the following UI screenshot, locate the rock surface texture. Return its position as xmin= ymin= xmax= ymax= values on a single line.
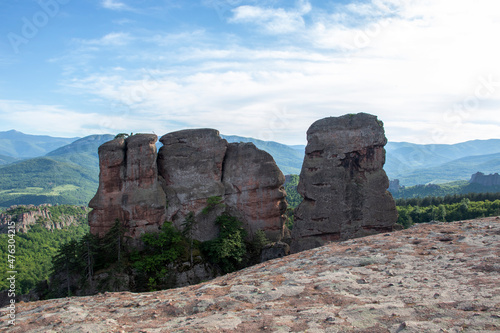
xmin=88 ymin=134 xmax=167 ymax=240
xmin=89 ymin=130 xmax=286 ymax=243
xmin=291 ymin=113 xmax=397 ymax=253
xmin=4 ymin=218 xmax=499 ymax=332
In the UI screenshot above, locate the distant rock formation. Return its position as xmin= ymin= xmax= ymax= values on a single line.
xmin=469 ymin=172 xmax=500 ymax=187
xmin=0 ymin=204 xmax=88 ymax=233
xmin=290 ymin=113 xmax=397 ymax=253
xmin=388 ymin=179 xmax=403 ymax=193
xmin=89 ymin=130 xmax=287 ymax=243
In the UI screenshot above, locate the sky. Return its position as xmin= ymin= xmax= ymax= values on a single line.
xmin=0 ymin=0 xmax=499 ymax=145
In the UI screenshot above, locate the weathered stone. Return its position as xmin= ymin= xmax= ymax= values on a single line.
xmin=290 ymin=113 xmax=397 ymax=253
xmin=260 ymin=241 xmax=290 ymax=262
xmin=223 ymin=142 xmax=287 ymax=241
xmin=90 ymin=129 xmax=287 ymax=245
xmin=89 ymin=134 xmax=166 ymax=240
xmin=158 ymin=129 xmax=228 ymax=241
xmin=8 ymin=218 xmax=500 ymax=332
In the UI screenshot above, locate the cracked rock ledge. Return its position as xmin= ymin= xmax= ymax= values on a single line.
xmin=2 ymin=217 xmax=499 ymax=332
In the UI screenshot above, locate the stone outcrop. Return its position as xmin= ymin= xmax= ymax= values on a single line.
xmin=88 ymin=134 xmax=167 ymax=240
xmin=89 ymin=130 xmax=287 ymax=243
xmin=8 ymin=218 xmax=500 ymax=332
xmin=0 ymin=204 xmax=88 ymax=233
xmin=223 ymin=142 xmax=287 ymax=241
xmin=470 ymin=171 xmax=500 ymax=187
xmin=157 ymin=129 xmax=228 ymax=241
xmin=291 ymin=113 xmax=397 ymax=253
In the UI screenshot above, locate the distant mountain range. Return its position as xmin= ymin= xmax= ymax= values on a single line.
xmin=0 ymin=130 xmax=78 ymax=160
xmin=385 ymin=140 xmax=500 ymax=186
xmin=0 ymin=129 xmax=499 ymax=207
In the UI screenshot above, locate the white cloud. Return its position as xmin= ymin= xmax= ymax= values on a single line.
xmin=101 ymin=0 xmax=131 ymax=11
xmin=78 ymin=32 xmax=132 ymax=46
xmin=0 ymin=99 xmax=156 ymax=137
xmin=44 ymin=0 xmax=500 ymax=145
xmin=230 ymin=1 xmax=311 ymax=34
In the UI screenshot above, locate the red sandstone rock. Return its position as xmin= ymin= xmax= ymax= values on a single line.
xmin=291 ymin=113 xmax=397 ymax=253
xmin=6 ymin=218 xmax=499 ymax=332
xmin=88 ymin=134 xmax=166 ymax=240
xmin=89 ymin=130 xmax=286 ymax=244
xmin=223 ymin=142 xmax=287 ymax=241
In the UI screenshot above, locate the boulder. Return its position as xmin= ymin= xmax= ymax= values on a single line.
xmin=290 ymin=113 xmax=397 ymax=253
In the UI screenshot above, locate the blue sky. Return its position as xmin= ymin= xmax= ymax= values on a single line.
xmin=1 ymin=0 xmax=499 ymax=145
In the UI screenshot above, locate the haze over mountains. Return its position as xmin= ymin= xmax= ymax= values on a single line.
xmin=0 ymin=129 xmax=499 ymax=207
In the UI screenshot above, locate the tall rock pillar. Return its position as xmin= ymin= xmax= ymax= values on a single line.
xmin=89 ymin=134 xmax=166 ymax=240
xmin=290 ymin=113 xmax=397 ymax=253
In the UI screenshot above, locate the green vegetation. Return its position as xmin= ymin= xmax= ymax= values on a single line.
xmin=390 ymin=180 xmax=500 ymax=199
xmin=284 ymin=175 xmax=301 ymax=209
xmin=0 ymin=205 xmax=89 ymax=294
xmin=47 ymin=198 xmax=271 ymax=297
xmin=133 ymin=222 xmax=185 ymax=291
xmin=201 ymin=196 xmax=224 ymax=215
xmin=201 ymin=213 xmax=247 ymax=274
xmin=396 ymin=192 xmax=500 ymax=228
xmin=0 ymin=157 xmax=98 ymax=207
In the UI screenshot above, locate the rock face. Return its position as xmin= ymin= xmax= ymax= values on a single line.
xmin=291 ymin=113 xmax=397 ymax=253
xmin=88 ymin=134 xmax=167 ymax=240
xmin=470 ymin=172 xmax=500 ymax=187
xmin=223 ymin=142 xmax=287 ymax=241
xmin=8 ymin=218 xmax=500 ymax=332
xmin=0 ymin=204 xmax=88 ymax=234
xmin=157 ymin=129 xmax=228 ymax=241
xmin=89 ymin=130 xmax=287 ymax=243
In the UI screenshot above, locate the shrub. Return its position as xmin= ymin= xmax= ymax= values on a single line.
xmin=201 ymin=213 xmax=247 ymax=274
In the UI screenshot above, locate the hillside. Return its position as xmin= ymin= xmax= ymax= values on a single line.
xmin=0 ymin=135 xmax=113 ymax=207
xmin=385 ymin=139 xmax=500 ymax=185
xmin=46 ymin=134 xmax=114 ymax=173
xmin=390 ymin=179 xmax=500 ymax=199
xmin=0 ymin=205 xmax=90 ymax=295
xmin=0 ymin=157 xmax=98 ymax=207
xmin=0 ymin=130 xmax=78 ymax=159
xmin=4 ymin=218 xmax=498 ymax=332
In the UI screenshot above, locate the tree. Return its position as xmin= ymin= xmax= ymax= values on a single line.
xmin=181 ymin=212 xmax=196 ymax=264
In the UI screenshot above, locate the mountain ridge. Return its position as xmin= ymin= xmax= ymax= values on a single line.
xmin=1 ymin=130 xmax=500 ymax=207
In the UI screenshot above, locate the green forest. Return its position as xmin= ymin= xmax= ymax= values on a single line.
xmin=395 ymin=192 xmax=500 ymax=228
xmin=0 ymin=210 xmax=89 ymax=294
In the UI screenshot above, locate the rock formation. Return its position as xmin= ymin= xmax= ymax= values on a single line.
xmin=88 ymin=134 xmax=167 ymax=240
xmin=470 ymin=171 xmax=500 ymax=187
xmin=8 ymin=218 xmax=500 ymax=332
xmin=89 ymin=130 xmax=287 ymax=243
xmin=291 ymin=113 xmax=397 ymax=253
xmin=0 ymin=204 xmax=88 ymax=233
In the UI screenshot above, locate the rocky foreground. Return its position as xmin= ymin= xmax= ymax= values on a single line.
xmin=2 ymin=218 xmax=499 ymax=332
